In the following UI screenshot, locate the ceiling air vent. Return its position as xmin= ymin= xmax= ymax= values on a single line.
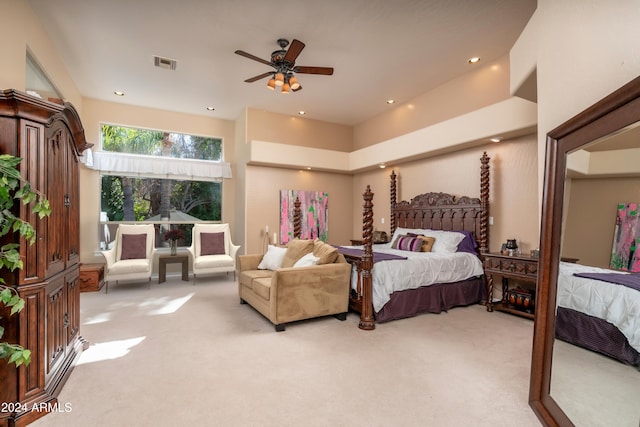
xmin=153 ymin=55 xmax=177 ymax=70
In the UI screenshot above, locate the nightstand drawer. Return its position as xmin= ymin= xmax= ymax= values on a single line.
xmin=484 ymin=257 xmax=537 ymax=278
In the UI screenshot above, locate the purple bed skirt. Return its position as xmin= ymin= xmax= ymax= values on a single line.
xmin=375 ymin=277 xmax=486 ymax=323
xmin=556 ymin=307 xmax=640 ymax=366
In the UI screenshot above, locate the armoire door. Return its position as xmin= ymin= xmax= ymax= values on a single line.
xmin=45 ymin=124 xmax=67 ymax=278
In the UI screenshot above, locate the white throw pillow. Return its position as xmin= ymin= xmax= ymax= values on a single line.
xmin=423 ymin=230 xmax=465 ymax=253
xmin=293 ymin=252 xmax=320 ymax=268
xmin=258 ymin=245 xmax=287 ymax=270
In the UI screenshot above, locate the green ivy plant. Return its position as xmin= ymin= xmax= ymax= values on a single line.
xmin=0 ymin=154 xmax=50 ymax=367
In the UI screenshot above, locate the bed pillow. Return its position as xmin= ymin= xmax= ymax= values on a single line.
xmin=120 ymin=234 xmax=147 ymax=260
xmin=455 ymin=230 xmax=479 ymax=254
xmin=258 ymin=245 xmax=288 ymax=270
xmin=406 ymin=229 xmax=465 ymax=254
xmin=200 ymin=232 xmax=225 ymax=255
xmin=416 ymin=235 xmax=436 ymax=252
xmin=281 ymin=239 xmax=314 ymax=268
xmin=391 ymin=235 xmax=423 ymax=252
xmin=293 ymin=252 xmax=320 ymax=267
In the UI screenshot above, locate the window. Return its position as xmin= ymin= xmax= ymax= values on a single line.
xmin=98 ymin=125 xmax=226 ymax=250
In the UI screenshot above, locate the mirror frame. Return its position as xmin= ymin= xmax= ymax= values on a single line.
xmin=529 ymin=75 xmax=640 ymax=426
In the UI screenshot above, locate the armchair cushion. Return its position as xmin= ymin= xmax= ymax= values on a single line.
xmin=200 ymin=232 xmax=225 ymax=255
xmin=120 ymin=234 xmax=147 ymax=260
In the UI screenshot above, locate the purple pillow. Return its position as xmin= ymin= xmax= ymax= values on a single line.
xmin=392 ymin=235 xmax=423 ymax=252
xmin=455 ymin=230 xmax=479 ymax=254
xmin=120 ymin=234 xmax=147 ymax=260
xmin=200 ymin=232 xmax=225 ymax=256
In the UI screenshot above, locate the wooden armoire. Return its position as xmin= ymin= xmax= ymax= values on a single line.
xmin=0 ymin=90 xmax=90 ymax=426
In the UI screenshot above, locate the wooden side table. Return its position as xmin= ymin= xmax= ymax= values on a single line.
xmin=79 ymin=263 xmax=105 ymax=292
xmin=158 ymin=254 xmax=189 ymax=283
xmin=484 ymin=252 xmax=538 ymax=319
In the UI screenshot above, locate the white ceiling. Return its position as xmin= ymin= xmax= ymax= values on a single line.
xmin=27 ymin=0 xmax=536 ymax=126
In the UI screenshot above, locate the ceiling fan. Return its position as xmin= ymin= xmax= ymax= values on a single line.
xmin=235 ymin=38 xmax=334 ymax=93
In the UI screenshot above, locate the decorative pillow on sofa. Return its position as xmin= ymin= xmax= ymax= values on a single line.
xmin=258 ymin=245 xmax=288 ymax=270
xmin=391 ymin=235 xmax=423 ymax=252
xmin=281 ymin=239 xmax=314 ymax=268
xmin=313 ymin=239 xmax=339 ymax=265
xmin=120 ymin=234 xmax=147 ymax=260
xmin=293 ymin=252 xmax=320 ymax=267
xmin=200 ymin=232 xmax=225 ymax=256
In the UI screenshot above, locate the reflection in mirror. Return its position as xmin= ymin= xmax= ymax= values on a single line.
xmin=529 ymin=76 xmax=640 ymax=427
xmin=551 ymin=126 xmax=640 ymax=426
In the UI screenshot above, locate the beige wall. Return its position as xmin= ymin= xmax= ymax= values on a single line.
xmin=352 ymin=136 xmax=539 ymax=254
xmin=563 ymin=178 xmax=640 ymax=268
xmin=247 ymin=108 xmax=353 ymax=151
xmin=1 ymin=0 xmax=82 ymax=108
xmin=79 ymin=98 xmax=236 ymax=264
xmin=244 ymin=166 xmax=353 ymax=254
xmin=353 ymin=55 xmax=512 ymax=149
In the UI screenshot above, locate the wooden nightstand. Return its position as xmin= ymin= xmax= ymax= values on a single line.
xmin=484 ymin=252 xmax=538 ymax=319
xmin=79 ymin=263 xmax=105 ymax=292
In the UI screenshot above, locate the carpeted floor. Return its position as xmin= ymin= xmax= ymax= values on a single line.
xmin=31 ymin=273 xmax=543 ymax=427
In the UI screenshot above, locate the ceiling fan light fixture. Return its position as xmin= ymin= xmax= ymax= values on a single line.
xmin=275 ymin=72 xmax=285 ymax=86
xmin=267 ymin=77 xmax=276 ymax=90
xmin=281 ymin=82 xmax=291 ymax=94
xmin=289 ymin=76 xmax=300 ymax=90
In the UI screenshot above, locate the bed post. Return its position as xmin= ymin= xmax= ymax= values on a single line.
xmin=479 ymin=152 xmax=490 ymax=254
xmin=293 ymin=196 xmax=302 ymax=239
xmin=390 ymin=170 xmax=397 ymax=237
xmin=360 ymin=185 xmax=376 ymax=330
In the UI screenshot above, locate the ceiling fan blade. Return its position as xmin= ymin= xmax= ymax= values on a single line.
xmin=294 ymin=66 xmax=334 ymax=76
xmin=244 ymin=72 xmax=273 ymax=83
xmin=283 ymin=39 xmax=305 ymax=64
xmin=235 ymin=50 xmax=274 ymax=67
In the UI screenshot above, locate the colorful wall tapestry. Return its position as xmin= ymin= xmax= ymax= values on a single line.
xmin=280 ymin=190 xmax=328 ymax=244
xmin=610 ymin=202 xmax=640 ymax=272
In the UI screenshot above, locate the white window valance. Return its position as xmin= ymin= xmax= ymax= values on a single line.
xmin=87 ymin=151 xmax=232 ymax=182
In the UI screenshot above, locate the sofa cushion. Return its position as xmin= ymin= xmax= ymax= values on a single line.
xmin=239 ymin=269 xmax=274 ymax=289
xmin=281 ymin=239 xmax=314 ymax=268
xmin=258 ymin=245 xmax=287 ymax=270
xmin=109 ymin=258 xmax=151 ymax=274
xmin=252 ymin=277 xmax=272 ymax=300
xmin=120 ymin=234 xmax=147 ymax=260
xmin=313 ymin=240 xmax=339 ymax=265
xmin=293 ymin=252 xmax=320 ymax=267
xmin=200 ymin=232 xmax=225 ymax=255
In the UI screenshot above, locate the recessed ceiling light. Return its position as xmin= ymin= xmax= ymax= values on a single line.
xmin=114 ymin=91 xmax=125 ymax=96
xmin=490 ymin=137 xmax=502 ymax=143
xmin=379 ymin=163 xmax=386 ymax=169
xmin=206 ymin=106 xmax=215 ymax=111
xmin=468 ymin=57 xmax=481 ymax=64
xmin=306 ymin=167 xmax=311 ymax=170
xmin=386 ymin=99 xmax=395 ymax=104
xmin=298 ymin=111 xmax=306 ymax=115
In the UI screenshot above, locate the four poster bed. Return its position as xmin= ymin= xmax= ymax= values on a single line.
xmin=340 ymin=152 xmax=490 ymax=330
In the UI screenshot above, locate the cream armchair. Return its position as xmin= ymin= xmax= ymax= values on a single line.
xmin=101 ymin=224 xmax=157 ymax=293
xmin=187 ymin=223 xmax=240 ymax=281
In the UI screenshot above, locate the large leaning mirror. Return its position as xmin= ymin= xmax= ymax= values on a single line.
xmin=530 ymin=76 xmax=640 ymax=427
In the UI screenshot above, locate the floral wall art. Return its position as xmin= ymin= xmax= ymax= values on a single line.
xmin=280 ymin=190 xmax=328 ymax=244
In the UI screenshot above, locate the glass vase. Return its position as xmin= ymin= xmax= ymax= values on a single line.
xmin=170 ymin=239 xmax=177 ymax=256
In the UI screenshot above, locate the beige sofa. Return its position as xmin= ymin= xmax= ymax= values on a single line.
xmin=238 ymin=239 xmax=351 ymax=331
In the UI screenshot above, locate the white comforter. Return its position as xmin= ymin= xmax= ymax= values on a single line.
xmin=347 ymin=245 xmax=484 ymax=312
xmin=557 ymin=262 xmax=640 ymax=353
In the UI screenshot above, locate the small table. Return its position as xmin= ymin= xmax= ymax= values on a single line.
xmin=484 ymin=252 xmax=538 ymax=319
xmin=158 ymin=254 xmax=189 ymax=283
